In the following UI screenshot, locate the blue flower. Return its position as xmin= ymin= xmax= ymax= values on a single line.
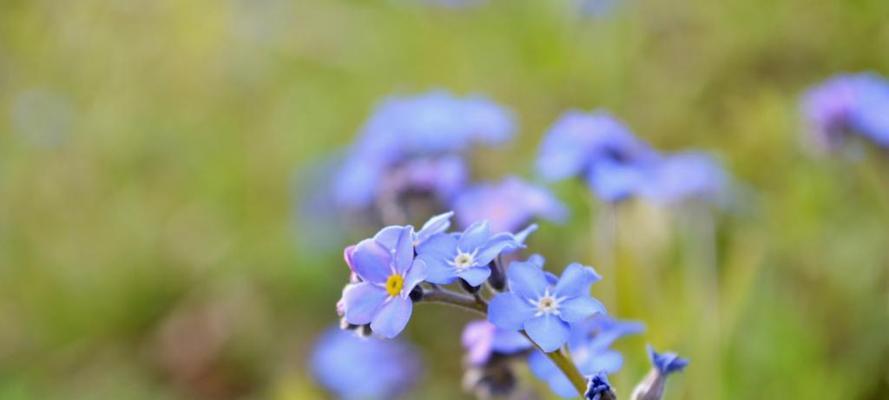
xmin=461 ymin=320 xmax=533 ymax=366
xmin=310 ymin=327 xmax=422 ymax=400
xmin=802 ymin=73 xmax=889 ymax=151
xmin=416 ymin=221 xmax=524 ymax=287
xmin=488 ymin=257 xmax=605 ymax=352
xmin=528 ymin=315 xmax=644 ymax=397
xmin=340 ymin=225 xmax=427 ymax=338
xmin=640 ymin=151 xmax=730 ymax=206
xmin=333 ymin=91 xmax=515 ymax=209
xmin=585 ymin=372 xmax=616 ymax=400
xmin=536 ymin=110 xmax=659 ymax=202
xmin=630 ymin=345 xmax=688 ymax=400
xmin=453 ymin=177 xmax=568 ymax=233
xmin=648 ymin=345 xmax=689 ymax=375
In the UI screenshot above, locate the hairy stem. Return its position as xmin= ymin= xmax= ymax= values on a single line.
xmin=419 ymin=286 xmax=588 ymax=398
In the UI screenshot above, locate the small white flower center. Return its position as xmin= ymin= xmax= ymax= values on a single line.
xmin=531 ymin=289 xmax=563 ymax=317
xmin=451 ymin=249 xmax=477 ymax=270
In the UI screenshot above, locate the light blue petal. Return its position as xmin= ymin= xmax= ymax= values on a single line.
xmin=553 ymin=263 xmax=601 ymax=298
xmin=370 ymin=297 xmax=413 ymax=338
xmin=415 ymin=211 xmax=454 ymax=245
xmin=579 ymin=350 xmax=623 ymax=375
xmin=475 ymin=232 xmax=522 ymax=265
xmin=416 ymin=232 xmax=458 ymax=257
xmin=548 ymin=372 xmax=581 ymax=398
xmin=559 ymin=296 xmax=606 ymax=323
xmin=342 ymin=282 xmax=388 ymax=325
xmin=506 ymin=260 xmax=548 ymax=300
xmin=457 ymin=220 xmax=491 ymax=251
xmin=524 ymin=315 xmax=570 ymax=352
xmin=457 ymin=265 xmax=491 ymax=287
xmin=513 ymin=223 xmax=538 ymax=245
xmin=403 ymin=259 xmax=427 ymax=294
xmin=350 ymin=239 xmax=391 ymax=284
xmin=527 ymin=350 xmax=558 ymax=380
xmin=393 ymin=226 xmax=415 ymax=274
xmin=373 ymin=226 xmax=402 ymax=250
xmin=488 ymin=292 xmax=535 ymax=331
xmin=418 ymin=254 xmax=457 ymax=284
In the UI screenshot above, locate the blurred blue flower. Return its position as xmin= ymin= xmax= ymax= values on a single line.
xmin=340 ymin=225 xmax=427 ymax=338
xmin=528 ymin=315 xmax=644 ymax=397
xmin=311 ymin=327 xmax=422 ymax=400
xmin=802 ymin=73 xmax=889 ymax=151
xmin=488 ymin=257 xmax=605 ymax=352
xmin=461 ymin=319 xmax=532 ymax=366
xmin=640 ymin=151 xmax=730 ymax=206
xmin=416 ymin=221 xmax=523 ymax=286
xmin=453 ymin=177 xmax=568 ymax=233
xmin=334 ymin=90 xmax=515 ymax=209
xmin=630 ymin=345 xmax=688 ymax=400
xmin=585 ymin=372 xmax=616 ymax=400
xmin=536 ymin=110 xmax=659 ymax=202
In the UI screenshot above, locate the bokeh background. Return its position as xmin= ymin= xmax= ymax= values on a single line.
xmin=2 ymin=0 xmax=889 ymax=399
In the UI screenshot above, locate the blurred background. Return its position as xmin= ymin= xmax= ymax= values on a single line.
xmin=1 ymin=0 xmax=888 ymax=399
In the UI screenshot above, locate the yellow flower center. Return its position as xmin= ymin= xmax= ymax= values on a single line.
xmin=385 ymin=274 xmax=404 ymax=297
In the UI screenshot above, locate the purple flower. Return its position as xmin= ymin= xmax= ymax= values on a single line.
xmin=416 ymin=221 xmax=524 ymax=287
xmin=310 ymin=327 xmax=422 ymax=399
xmin=453 ymin=177 xmax=568 ymax=233
xmin=640 ymin=151 xmax=730 ymax=206
xmin=536 ymin=110 xmax=659 ymax=202
xmin=585 ymin=372 xmax=616 ymax=400
xmin=340 ymin=225 xmax=427 ymax=338
xmin=461 ymin=320 xmax=533 ymax=366
xmin=488 ymin=257 xmax=605 ymax=352
xmin=802 ymin=73 xmax=889 ymax=151
xmin=630 ymin=345 xmax=688 ymax=400
xmin=528 ymin=315 xmax=644 ymax=397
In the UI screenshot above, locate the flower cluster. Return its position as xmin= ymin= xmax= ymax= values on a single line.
xmin=329 ymin=211 xmax=688 ymax=399
xmin=801 ymin=72 xmax=889 ymax=152
xmin=537 ymin=109 xmax=730 ymax=206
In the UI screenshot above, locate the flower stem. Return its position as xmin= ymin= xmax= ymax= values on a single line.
xmin=419 ymin=285 xmax=588 ymax=398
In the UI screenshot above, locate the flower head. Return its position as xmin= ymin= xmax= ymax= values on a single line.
xmin=585 ymin=372 xmax=617 ymax=400
xmin=528 ymin=315 xmax=644 ymax=397
xmin=340 ymin=225 xmax=427 ymax=338
xmin=640 ymin=151 xmax=730 ymax=206
xmin=488 ymin=257 xmax=605 ymax=352
xmin=416 ymin=220 xmax=524 ymax=287
xmin=461 ymin=320 xmax=533 ymax=366
xmin=802 ymin=73 xmax=889 ymax=151
xmin=630 ymin=345 xmax=689 ymax=400
xmin=454 ymin=177 xmax=568 ymax=233
xmin=310 ymin=327 xmax=422 ymax=399
xmin=537 ymin=110 xmax=659 ymax=202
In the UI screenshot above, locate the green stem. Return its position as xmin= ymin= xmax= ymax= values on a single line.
xmin=419 ymin=286 xmax=588 ymax=398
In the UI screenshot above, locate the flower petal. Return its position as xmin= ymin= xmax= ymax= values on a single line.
xmin=524 ymin=314 xmax=570 ymax=352
xmin=553 ymin=263 xmax=601 ymax=298
xmin=475 ymin=232 xmax=522 ymax=265
xmin=350 ymin=238 xmax=392 ymax=284
xmin=457 ymin=265 xmax=491 ymax=287
xmin=402 ymin=259 xmax=427 ymax=294
xmin=393 ymin=226 xmax=415 ymax=274
xmin=415 ymin=211 xmax=454 ymax=245
xmin=488 ymin=292 xmax=535 ymax=331
xmin=342 ymin=282 xmax=388 ymax=325
xmin=418 ymin=253 xmax=456 ymax=284
xmin=506 ymin=259 xmax=548 ymax=300
xmin=416 ymin=232 xmax=458 ymax=257
xmin=457 ymin=220 xmax=491 ymax=251
xmin=527 ymin=350 xmax=558 ymax=380
xmin=579 ymin=350 xmax=623 ymax=375
xmin=559 ymin=296 xmax=606 ymax=323
xmin=373 ymin=226 xmax=402 ymax=250
xmin=370 ymin=297 xmax=413 ymax=338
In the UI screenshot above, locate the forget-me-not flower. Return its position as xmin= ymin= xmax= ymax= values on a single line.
xmin=802 ymin=73 xmax=889 ymax=151
xmin=340 ymin=225 xmax=427 ymax=338
xmin=585 ymin=372 xmax=617 ymax=400
xmin=453 ymin=177 xmax=568 ymax=233
xmin=528 ymin=315 xmax=644 ymax=397
xmin=461 ymin=320 xmax=533 ymax=366
xmin=311 ymin=327 xmax=422 ymax=399
xmin=630 ymin=345 xmax=689 ymax=400
xmin=488 ymin=257 xmax=605 ymax=352
xmin=416 ymin=220 xmax=524 ymax=287
xmin=536 ymin=110 xmax=659 ymax=202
